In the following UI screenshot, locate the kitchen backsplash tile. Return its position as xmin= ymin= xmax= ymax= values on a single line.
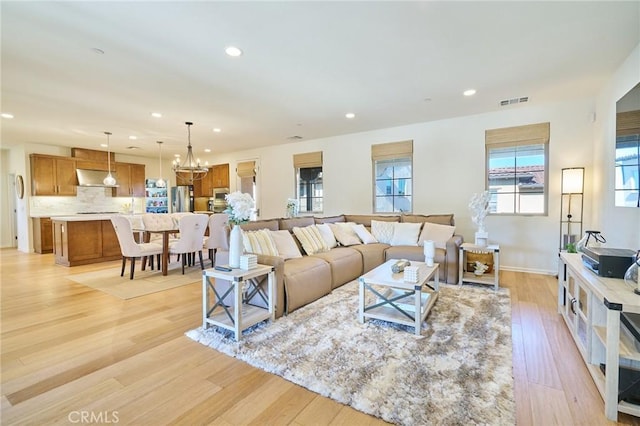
xmin=30 ymin=187 xmax=144 ymax=216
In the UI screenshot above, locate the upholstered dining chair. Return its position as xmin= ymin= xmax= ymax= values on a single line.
xmin=141 ymin=213 xmax=178 ymax=244
xmin=169 ymin=214 xmax=209 ymax=274
xmin=203 ymin=213 xmax=230 ymax=267
xmin=110 ymin=215 xmax=164 ymax=280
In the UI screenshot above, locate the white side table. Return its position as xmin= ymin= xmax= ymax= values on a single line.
xmin=202 ymin=264 xmax=275 ymax=341
xmin=458 ymin=243 xmax=500 ymax=290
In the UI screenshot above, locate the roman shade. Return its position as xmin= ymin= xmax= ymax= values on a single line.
xmin=293 ymin=151 xmax=322 ymax=168
xmin=485 ymin=122 xmax=550 ymax=147
xmin=371 ymin=140 xmax=413 ymax=161
xmin=616 ymin=110 xmax=640 ymax=137
xmin=236 ymin=161 xmax=256 ymax=178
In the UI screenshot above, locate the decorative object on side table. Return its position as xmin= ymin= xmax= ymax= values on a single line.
xmin=224 ymin=191 xmax=255 ymax=268
xmin=473 ymin=261 xmax=489 ymax=276
xmin=286 ymin=198 xmax=299 ymax=218
xmin=469 ymin=190 xmax=491 ymax=247
xmin=624 ymin=250 xmax=640 ymax=295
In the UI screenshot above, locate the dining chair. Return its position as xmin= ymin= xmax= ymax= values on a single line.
xmin=110 ymin=215 xmax=164 ymax=280
xmin=169 ymin=214 xmax=209 ymax=274
xmin=141 ymin=213 xmax=178 ymax=244
xmin=203 ymin=213 xmax=230 ymax=267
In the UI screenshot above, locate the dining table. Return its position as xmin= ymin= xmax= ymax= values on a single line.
xmin=134 ymin=227 xmax=179 ymax=276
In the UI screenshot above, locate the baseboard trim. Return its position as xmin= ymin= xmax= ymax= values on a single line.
xmin=499 ymin=265 xmax=556 ymax=276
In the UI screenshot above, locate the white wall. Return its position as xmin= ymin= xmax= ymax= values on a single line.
xmin=212 ymin=97 xmax=598 ymax=274
xmin=593 ymin=43 xmax=640 ymax=249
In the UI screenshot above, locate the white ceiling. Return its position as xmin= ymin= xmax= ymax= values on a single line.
xmin=2 ymin=1 xmax=639 ymax=160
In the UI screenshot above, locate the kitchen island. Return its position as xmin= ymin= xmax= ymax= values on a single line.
xmin=52 ymin=215 xmax=122 ymax=266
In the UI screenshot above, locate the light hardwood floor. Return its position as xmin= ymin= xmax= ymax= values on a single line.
xmin=1 ymin=248 xmax=637 ymax=425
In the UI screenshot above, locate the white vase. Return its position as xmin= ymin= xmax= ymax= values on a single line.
xmin=229 ymin=225 xmax=243 ymax=268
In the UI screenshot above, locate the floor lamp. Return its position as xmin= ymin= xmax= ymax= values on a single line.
xmin=560 ymin=167 xmax=584 ymax=251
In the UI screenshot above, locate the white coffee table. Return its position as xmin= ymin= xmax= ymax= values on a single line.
xmin=358 ymin=259 xmax=439 ymax=335
xmin=202 ymin=264 xmax=275 ymax=341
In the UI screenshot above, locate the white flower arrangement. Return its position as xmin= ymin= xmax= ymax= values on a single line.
xmin=468 ymin=190 xmax=491 ymax=233
xmin=224 ymin=191 xmax=254 ymax=225
xmin=286 ymin=198 xmax=298 ymax=218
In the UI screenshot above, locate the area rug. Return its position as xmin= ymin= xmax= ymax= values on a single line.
xmin=66 ymin=262 xmax=202 ymax=299
xmin=186 ymin=281 xmax=515 ymax=425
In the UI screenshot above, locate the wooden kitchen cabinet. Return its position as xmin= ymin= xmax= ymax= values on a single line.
xmin=212 ymin=163 xmax=229 ymax=188
xmin=30 ymin=154 xmax=77 ymax=196
xmin=33 ymin=217 xmax=53 ymax=253
xmin=113 ymin=163 xmax=145 ymax=197
xmin=53 ymin=219 xmax=121 ymax=266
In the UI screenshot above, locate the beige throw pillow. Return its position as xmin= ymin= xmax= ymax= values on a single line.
xmin=371 ymin=220 xmax=397 ymax=244
xmin=418 ymin=222 xmax=456 ymax=249
xmin=316 ymin=223 xmax=338 ymax=249
xmin=242 ymin=229 xmax=279 ymax=256
xmin=329 ymin=222 xmax=361 ymax=246
xmin=390 ymin=222 xmax=422 ymax=246
xmin=270 ymin=230 xmax=302 ymax=259
xmin=352 ymin=224 xmax=378 ymax=244
xmin=293 ymin=225 xmax=329 ymax=255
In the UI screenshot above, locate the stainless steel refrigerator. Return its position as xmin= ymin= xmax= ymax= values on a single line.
xmin=171 ymin=185 xmax=194 ymax=213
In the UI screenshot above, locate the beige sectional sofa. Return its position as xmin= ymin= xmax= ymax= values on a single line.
xmin=215 ymin=213 xmax=463 ymax=318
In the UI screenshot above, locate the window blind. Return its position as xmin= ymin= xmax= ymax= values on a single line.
xmin=293 ymin=151 xmax=322 ymax=168
xmin=485 ymin=122 xmax=550 ymax=147
xmin=371 ymin=140 xmax=413 ymax=161
xmin=236 ymin=161 xmax=256 ymax=178
xmin=616 ymin=110 xmax=640 ymax=137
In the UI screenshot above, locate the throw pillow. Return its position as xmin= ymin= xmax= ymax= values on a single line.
xmin=390 ymin=222 xmax=422 ymax=246
xmin=269 ymin=230 xmax=302 ymax=259
xmin=352 ymin=224 xmax=378 ymax=244
xmin=418 ymin=222 xmax=456 ymax=249
xmin=329 ymin=222 xmax=361 ymax=246
xmin=371 ymin=220 xmax=398 ymax=244
xmin=292 ymin=225 xmax=329 ymax=255
xmin=316 ymin=223 xmax=338 ymax=249
xmin=242 ymin=229 xmax=279 ymax=256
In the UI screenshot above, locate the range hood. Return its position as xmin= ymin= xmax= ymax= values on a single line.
xmin=76 ymin=169 xmax=119 ymax=187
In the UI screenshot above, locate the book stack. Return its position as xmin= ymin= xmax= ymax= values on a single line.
xmin=239 ymin=254 xmax=258 ymax=270
xmin=404 ymin=265 xmax=420 ymax=283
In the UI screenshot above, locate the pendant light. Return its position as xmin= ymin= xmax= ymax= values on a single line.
xmin=103 ymin=131 xmax=117 ymax=186
xmin=156 ymin=140 xmax=166 ymax=188
xmin=172 ymin=121 xmax=208 ymax=184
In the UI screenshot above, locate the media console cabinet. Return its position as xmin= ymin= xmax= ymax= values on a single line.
xmin=558 ymin=252 xmax=640 ymax=421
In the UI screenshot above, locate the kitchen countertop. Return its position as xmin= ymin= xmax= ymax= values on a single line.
xmin=51 ymin=214 xmax=120 ymax=221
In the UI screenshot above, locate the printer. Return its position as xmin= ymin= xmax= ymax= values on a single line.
xmin=581 ymin=247 xmax=636 ymax=278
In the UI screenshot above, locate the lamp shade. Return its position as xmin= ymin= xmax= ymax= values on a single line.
xmin=562 ymin=168 xmax=584 ymax=194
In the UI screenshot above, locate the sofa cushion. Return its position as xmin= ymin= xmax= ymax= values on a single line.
xmin=418 ymin=222 xmax=456 ymax=249
xmin=352 ymin=224 xmax=377 ymax=244
xmin=239 ymin=219 xmax=280 ymax=232
xmin=329 ymin=222 xmax=361 ymax=246
xmin=344 ymin=214 xmax=401 ymax=227
xmin=390 ymin=222 xmax=421 ymax=246
xmin=292 ymin=225 xmax=329 ymax=255
xmin=283 ymin=256 xmax=332 ymax=314
xmin=316 ymin=223 xmax=338 ymax=249
xmin=242 ymin=229 xmax=279 ymax=256
xmin=385 ymin=246 xmax=446 ymax=265
xmin=270 ymin=230 xmax=302 ymax=259
xmin=350 ymin=243 xmax=389 ymax=273
xmin=371 ymin=220 xmax=397 ymax=244
xmin=312 ymin=247 xmax=363 ymax=289
xmin=279 ymin=217 xmax=315 ymax=232
xmin=314 ymin=215 xmax=346 ymax=224
xmin=402 ymin=213 xmax=454 ymax=226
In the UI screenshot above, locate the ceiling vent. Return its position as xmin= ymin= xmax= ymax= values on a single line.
xmin=287 ymin=135 xmax=304 ymax=140
xmin=500 ymin=96 xmax=529 ymax=106
xmin=126 ymin=146 xmax=141 ymax=150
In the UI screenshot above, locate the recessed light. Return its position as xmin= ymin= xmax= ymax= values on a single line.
xmin=100 ymin=143 xmax=108 ymax=148
xmin=204 ymin=148 xmax=211 ymax=153
xmin=213 ymin=128 xmax=221 ymax=133
xmin=463 ymin=89 xmax=476 ymax=96
xmin=174 ymin=154 xmax=181 ymax=158
xmin=225 ymin=46 xmax=243 ymax=57
xmin=345 ymin=113 xmax=355 ymax=119
xmin=1 ymin=113 xmax=14 ymax=119
xmin=129 ymin=135 xmax=137 ymax=140
xmin=151 ymin=112 xmax=162 ymax=118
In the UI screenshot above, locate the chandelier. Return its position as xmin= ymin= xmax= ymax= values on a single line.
xmin=172 ymin=121 xmax=208 ymax=183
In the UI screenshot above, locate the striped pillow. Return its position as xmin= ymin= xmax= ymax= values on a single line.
xmin=242 ymin=229 xmax=279 ymax=256
xmin=292 ymin=225 xmax=329 ymax=255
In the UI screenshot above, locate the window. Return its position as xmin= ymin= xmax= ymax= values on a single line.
xmin=372 ymin=140 xmax=413 ymax=213
xmin=294 ymin=152 xmax=323 ymax=213
xmin=236 ymin=160 xmax=258 ymax=218
xmin=485 ymin=123 xmax=549 ymax=215
xmin=615 ymin=110 xmax=640 ymax=207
